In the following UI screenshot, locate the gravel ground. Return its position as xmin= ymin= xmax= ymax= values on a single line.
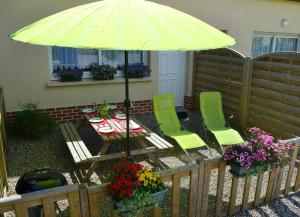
xmin=4 ymin=111 xmax=300 ymax=217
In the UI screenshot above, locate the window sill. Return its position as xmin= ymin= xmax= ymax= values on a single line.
xmin=47 ymin=77 xmax=152 ymax=87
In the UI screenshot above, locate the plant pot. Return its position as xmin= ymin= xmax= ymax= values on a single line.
xmin=60 ymin=75 xmax=82 ymax=82
xmin=230 ymin=164 xmax=269 ymax=178
xmin=230 ymin=164 xmax=256 ymax=178
xmin=114 ymin=189 xmax=168 ymax=215
xmin=152 ymin=189 xmax=168 ymax=206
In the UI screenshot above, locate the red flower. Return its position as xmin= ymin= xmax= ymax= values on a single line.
xmin=106 ymin=158 xmax=144 ymax=199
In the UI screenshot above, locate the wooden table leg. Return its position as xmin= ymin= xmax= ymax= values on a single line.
xmin=84 ymin=142 xmax=111 ymax=181
xmin=135 ymin=138 xmax=166 ymax=169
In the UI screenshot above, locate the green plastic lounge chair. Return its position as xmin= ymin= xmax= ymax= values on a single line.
xmin=153 ymin=93 xmax=211 ymax=157
xmin=199 ymin=92 xmax=244 ymax=152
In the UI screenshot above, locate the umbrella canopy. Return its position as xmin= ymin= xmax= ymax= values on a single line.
xmin=10 ymin=0 xmax=235 ymax=50
xmin=10 ymin=0 xmax=236 ymax=158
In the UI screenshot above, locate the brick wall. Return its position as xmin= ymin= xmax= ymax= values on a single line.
xmin=184 ymin=95 xmax=192 ymax=110
xmin=6 ymin=99 xmax=153 ymax=123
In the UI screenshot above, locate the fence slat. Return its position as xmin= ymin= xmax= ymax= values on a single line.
xmin=152 ymin=206 xmax=161 ymax=217
xmin=196 ymin=161 xmax=205 ymax=217
xmin=14 ymin=203 xmax=29 ymax=217
xmin=68 ymin=191 xmax=82 ymax=217
xmin=215 ymin=161 xmax=226 ymax=217
xmin=42 ymin=197 xmax=56 ymax=217
xmin=275 ymin=170 xmax=284 ymax=198
xmin=240 ymin=57 xmax=253 ymax=130
xmin=188 ymin=168 xmax=199 ymax=217
xmin=88 ymin=192 xmax=101 ymax=217
xmin=228 ymin=177 xmax=239 ymax=216
xmin=254 ymin=173 xmax=264 ymax=207
xmin=295 ymin=167 xmax=300 ymax=191
xmin=200 ymin=163 xmax=212 ymax=217
xmin=171 ymin=174 xmax=181 ymax=217
xmin=271 ymin=167 xmax=281 ymax=201
xmin=79 ymin=184 xmax=90 ymax=217
xmin=285 ymin=144 xmax=299 ymax=195
xmin=265 ymin=169 xmax=277 ymax=203
xmin=241 ymin=176 xmax=252 ymax=211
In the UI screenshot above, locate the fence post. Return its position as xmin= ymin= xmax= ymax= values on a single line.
xmin=188 ymin=167 xmax=199 ymax=217
xmin=215 ymin=161 xmax=226 ymax=217
xmin=200 ymin=162 xmax=212 ymax=217
xmin=285 ymin=142 xmax=299 ymax=194
xmin=79 ymin=184 xmax=90 ymax=217
xmin=240 ymin=57 xmax=253 ymax=131
xmin=195 ymin=161 xmax=205 ymax=217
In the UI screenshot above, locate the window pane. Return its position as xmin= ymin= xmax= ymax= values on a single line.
xmin=101 ymin=50 xmax=144 ymax=67
xmin=77 ymin=49 xmax=98 ymax=68
xmin=129 ymin=51 xmax=143 ymax=64
xmin=275 ymin=37 xmax=298 ymax=52
xmin=252 ymin=36 xmax=273 ymax=57
xmin=52 ymin=47 xmax=78 ymax=69
xmin=101 ymin=51 xmax=124 ymax=67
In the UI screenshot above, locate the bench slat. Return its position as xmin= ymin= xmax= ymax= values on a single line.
xmin=68 ymin=123 xmax=92 ymax=159
xmin=59 ymin=124 xmax=81 ymax=163
xmin=152 ymin=133 xmax=173 ymax=148
xmin=64 ymin=123 xmax=88 ymax=162
xmin=145 ymin=136 xmax=165 ymax=149
xmin=146 ymin=133 xmax=173 ymax=149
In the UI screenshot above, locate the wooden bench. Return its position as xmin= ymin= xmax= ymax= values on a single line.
xmin=59 ymin=122 xmax=92 ymax=164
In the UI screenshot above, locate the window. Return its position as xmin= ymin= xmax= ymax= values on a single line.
xmin=50 ymin=47 xmax=148 ymax=80
xmin=252 ymin=34 xmax=300 ymax=57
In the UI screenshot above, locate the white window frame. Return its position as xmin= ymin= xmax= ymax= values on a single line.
xmin=48 ymin=47 xmax=148 ymax=81
xmin=252 ymin=33 xmax=300 ymax=57
xmin=273 ymin=35 xmax=299 ymax=52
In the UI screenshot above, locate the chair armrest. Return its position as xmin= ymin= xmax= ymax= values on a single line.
xmin=225 ymin=114 xmax=234 ymax=127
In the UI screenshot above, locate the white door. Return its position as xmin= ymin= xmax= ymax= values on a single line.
xmin=158 ymin=51 xmax=185 ymax=106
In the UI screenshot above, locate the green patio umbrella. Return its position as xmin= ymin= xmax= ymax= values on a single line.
xmin=10 ymin=0 xmax=236 ymax=157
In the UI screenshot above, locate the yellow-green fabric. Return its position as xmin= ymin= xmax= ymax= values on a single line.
xmin=200 ymin=92 xmax=244 ymax=146
xmin=10 ymin=0 xmax=235 ymax=51
xmin=210 ymin=129 xmax=244 ymax=146
xmin=153 ymin=93 xmax=206 ymax=149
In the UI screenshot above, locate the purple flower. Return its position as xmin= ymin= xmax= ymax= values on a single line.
xmin=224 ymin=127 xmax=294 ymax=169
xmin=255 ymin=150 xmax=266 ymax=161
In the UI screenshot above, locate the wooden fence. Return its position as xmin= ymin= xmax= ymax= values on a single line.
xmin=0 ymin=137 xmax=299 ymax=217
xmin=248 ymin=53 xmax=300 ymax=138
xmin=192 ymin=49 xmax=246 ymax=129
xmin=193 ymin=50 xmax=300 ymax=139
xmin=0 ymin=88 xmax=8 ymax=198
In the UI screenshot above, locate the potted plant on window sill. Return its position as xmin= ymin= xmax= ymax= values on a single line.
xmin=53 ymin=66 xmax=83 ymax=82
xmin=88 ymin=63 xmax=117 ymax=80
xmin=117 ymin=63 xmax=151 ymax=79
xmin=107 ymin=159 xmax=167 ymax=216
xmin=224 ymin=127 xmax=294 ymax=178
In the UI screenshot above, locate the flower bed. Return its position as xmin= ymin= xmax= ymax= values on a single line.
xmin=107 ymin=159 xmax=167 ymax=215
xmin=224 ymin=127 xmax=294 ymax=178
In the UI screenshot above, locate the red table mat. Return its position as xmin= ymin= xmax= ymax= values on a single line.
xmin=89 ymin=116 xmax=145 ymax=137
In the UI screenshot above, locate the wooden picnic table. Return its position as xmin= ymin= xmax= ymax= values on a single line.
xmin=81 ymin=112 xmax=173 ymax=180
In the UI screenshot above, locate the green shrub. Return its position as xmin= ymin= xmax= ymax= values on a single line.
xmin=11 ymin=102 xmax=55 ymax=139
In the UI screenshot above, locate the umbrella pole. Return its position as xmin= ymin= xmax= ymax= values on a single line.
xmin=124 ymin=50 xmax=131 ymax=158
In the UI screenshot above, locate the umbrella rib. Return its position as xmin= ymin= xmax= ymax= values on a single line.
xmin=52 ymin=4 xmax=109 ymax=47
xmin=92 ymin=1 xmax=120 ymax=49
xmin=28 ymin=3 xmax=105 ymax=46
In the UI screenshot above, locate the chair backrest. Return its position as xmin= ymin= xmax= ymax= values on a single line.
xmin=199 ymin=92 xmax=226 ymax=130
xmin=153 ymin=93 xmax=181 ymax=135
